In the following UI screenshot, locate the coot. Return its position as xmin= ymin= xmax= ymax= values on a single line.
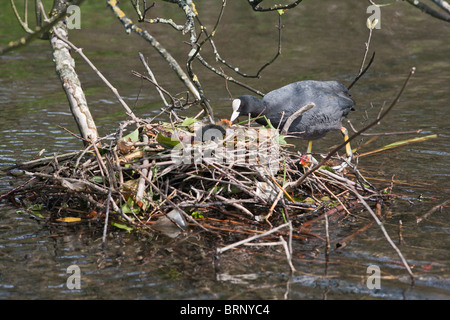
xmin=230 ymin=80 xmax=354 ymax=159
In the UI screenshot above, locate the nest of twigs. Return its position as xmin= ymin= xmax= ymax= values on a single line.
xmin=3 ymin=117 xmax=383 ymax=244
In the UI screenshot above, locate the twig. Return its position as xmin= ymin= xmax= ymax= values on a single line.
xmin=351 ymin=187 xmax=414 ymax=282
xmin=102 ymin=185 xmax=113 ymax=247
xmin=347 ymin=120 xmax=422 ymax=136
xmin=10 ymin=0 xmax=34 ymax=33
xmin=131 ymin=70 xmax=177 ymax=106
xmin=335 ymin=220 xmax=375 ymax=249
xmin=216 ymin=222 xmax=290 ymax=254
xmin=216 ymin=194 xmax=254 ymax=218
xmin=279 ymin=235 xmax=296 ymax=272
xmin=398 ymin=220 xmax=405 ymax=245
xmin=348 ymin=52 xmax=375 ymax=91
xmin=0 ymin=177 xmax=36 ymax=200
xmin=215 ymin=12 xmax=285 ymax=79
xmin=416 ymin=199 xmax=449 ymax=224
xmin=138 ymin=52 xmax=169 ymax=107
xmin=281 ymin=103 xmax=315 ymax=135
xmin=57 ymin=125 xmax=90 ymax=143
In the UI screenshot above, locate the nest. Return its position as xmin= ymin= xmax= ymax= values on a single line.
xmin=2 ymin=117 xmax=383 ymax=244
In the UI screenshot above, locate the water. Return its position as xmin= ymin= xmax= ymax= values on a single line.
xmin=0 ymin=1 xmax=449 ymax=300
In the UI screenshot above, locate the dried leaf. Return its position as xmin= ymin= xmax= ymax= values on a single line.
xmin=56 ymin=217 xmax=82 ymax=223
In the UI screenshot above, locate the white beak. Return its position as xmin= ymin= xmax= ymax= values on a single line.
xmin=230 ymin=99 xmax=241 ymax=122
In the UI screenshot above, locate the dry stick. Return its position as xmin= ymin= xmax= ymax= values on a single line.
xmin=279 ymin=235 xmax=296 ymax=272
xmin=138 ymin=52 xmax=169 ymax=107
xmin=347 ymin=120 xmax=422 ymax=136
xmin=286 ymin=67 xmax=416 ymax=192
xmin=336 ymin=220 xmax=375 ymax=249
xmin=90 ymin=139 xmax=107 ymax=183
xmin=324 ymin=201 xmax=330 ymax=252
xmin=398 ymin=220 xmax=405 ymax=245
xmin=57 ymin=125 xmax=90 ymax=144
xmin=10 ymin=0 xmax=34 ymax=33
xmin=315 ymin=175 xmax=348 ymax=251
xmin=5 ymin=151 xmax=81 ymax=171
xmin=252 ymin=13 xmax=283 ymax=78
xmin=351 ymin=187 xmax=415 ymax=282
xmin=416 ymin=199 xmax=449 ymax=224
xmin=348 ymin=14 xmax=376 ymax=91
xmin=281 ymin=103 xmax=315 ymax=135
xmin=215 ymin=194 xmax=254 ymax=218
xmin=52 ymin=28 xmax=139 ymax=123
xmin=130 ymin=71 xmax=177 ymax=107
xmin=136 ymin=134 xmax=149 ymax=203
xmin=217 ymin=222 xmax=291 ymax=254
xmin=210 ymin=11 xmax=284 ymax=79
xmin=204 ymin=160 xmax=266 ymax=202
xmin=0 ymin=177 xmax=36 ymax=200
xmin=315 ymin=173 xmax=353 ymax=216
xmin=102 ymin=184 xmax=113 ymax=247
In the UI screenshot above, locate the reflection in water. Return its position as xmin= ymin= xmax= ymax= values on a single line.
xmin=0 ymin=1 xmax=449 ymax=299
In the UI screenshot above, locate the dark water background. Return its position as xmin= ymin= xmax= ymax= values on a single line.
xmin=0 ymin=1 xmax=449 ymax=299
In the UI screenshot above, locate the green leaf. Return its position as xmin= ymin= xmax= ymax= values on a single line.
xmin=303 ymin=197 xmax=316 ymax=205
xmin=28 ymin=203 xmax=43 ymax=211
xmin=156 ymin=132 xmax=180 ymax=149
xmin=181 ymin=117 xmax=198 ymax=126
xmin=277 ymin=134 xmax=287 ymax=146
xmin=191 ymin=210 xmax=204 ymax=219
xmin=122 ymin=198 xmax=140 ymax=215
xmin=120 ymin=128 xmax=140 ymax=143
xmin=111 ymin=222 xmax=133 ymax=232
xmin=89 ymin=176 xmax=104 ymax=184
xmin=319 ymin=165 xmax=335 ymax=173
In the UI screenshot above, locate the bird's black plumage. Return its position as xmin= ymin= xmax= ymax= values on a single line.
xmin=231 ymin=80 xmax=355 ymax=140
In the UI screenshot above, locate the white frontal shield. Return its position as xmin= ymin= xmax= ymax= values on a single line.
xmin=230 ymin=99 xmax=241 ymax=122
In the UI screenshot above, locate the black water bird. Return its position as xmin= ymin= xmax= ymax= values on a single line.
xmin=229 ymin=80 xmax=355 ymax=160
xmin=195 ymin=119 xmax=232 ymax=143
